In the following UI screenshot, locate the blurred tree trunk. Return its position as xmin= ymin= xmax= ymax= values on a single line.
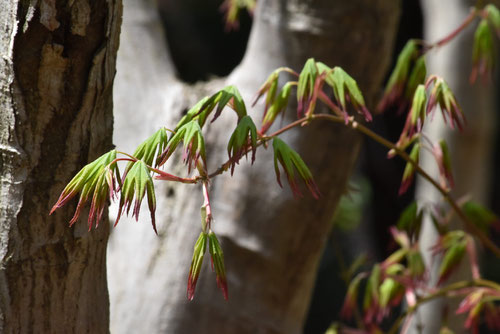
xmin=0 ymin=1 xmax=121 ymax=332
xmin=108 ymin=0 xmax=400 ymax=333
xmin=413 ymin=0 xmax=498 ymax=332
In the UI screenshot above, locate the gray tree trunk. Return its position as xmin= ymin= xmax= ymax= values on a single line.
xmin=0 ymin=1 xmax=122 ymax=332
xmin=108 ymin=0 xmax=400 ymax=333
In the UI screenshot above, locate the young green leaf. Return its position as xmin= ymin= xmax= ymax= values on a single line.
xmin=252 ymin=69 xmax=280 ymax=112
xmin=470 ymin=19 xmax=495 ymax=83
xmin=433 ymin=139 xmax=454 ymax=190
xmin=405 ymin=56 xmax=427 ymax=101
xmin=187 ymin=232 xmax=208 ymax=300
xmin=175 ymin=96 xmax=212 ymax=131
xmin=115 ymin=160 xmax=157 ymax=234
xmin=399 ymin=143 xmax=420 ymax=195
xmin=462 ymin=201 xmax=500 ymax=233
xmin=328 ymin=66 xmax=372 ymax=122
xmin=297 ymin=58 xmax=318 ymax=117
xmin=340 ymin=273 xmax=364 ymax=320
xmin=397 ymin=201 xmax=423 ymax=239
xmin=227 ymin=115 xmax=258 ymax=175
xmin=159 ymin=120 xmax=206 ymax=173
xmin=260 ymin=82 xmax=294 ymax=134
xmin=272 ymin=138 xmax=320 ymax=199
xmin=221 ymin=0 xmax=255 ymax=31
xmin=208 ymin=231 xmax=228 ymax=300
xmin=199 ymin=85 xmax=247 ymax=123
xmin=377 ymin=40 xmax=419 ymax=112
xmin=432 ymin=231 xmax=467 ymax=285
xmin=427 ymin=77 xmax=465 ymax=131
xmin=126 ymin=128 xmax=168 ymax=174
xmin=363 ymin=264 xmax=381 ymax=321
xmin=485 ymin=4 xmax=500 ymax=38
xmin=50 ymin=150 xmax=118 ymax=230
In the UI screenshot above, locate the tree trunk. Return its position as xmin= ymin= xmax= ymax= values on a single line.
xmin=0 ymin=1 xmax=121 ymax=332
xmin=108 ymin=0 xmax=400 ymax=333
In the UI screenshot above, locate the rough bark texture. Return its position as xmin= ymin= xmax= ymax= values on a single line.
xmin=108 ymin=0 xmax=400 ymax=333
xmin=413 ymin=0 xmax=498 ymax=332
xmin=0 ymin=1 xmax=122 ymax=332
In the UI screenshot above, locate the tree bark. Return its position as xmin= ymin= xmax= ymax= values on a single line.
xmin=108 ymin=1 xmax=400 ymax=333
xmin=0 ymin=1 xmax=121 ymax=332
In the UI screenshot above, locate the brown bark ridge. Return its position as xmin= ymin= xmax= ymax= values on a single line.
xmin=0 ymin=1 xmax=122 ymax=333
xmin=108 ymin=0 xmax=400 ymax=333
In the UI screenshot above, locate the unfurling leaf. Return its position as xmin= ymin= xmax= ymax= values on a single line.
xmin=261 ymin=82 xmax=293 ymax=133
xmin=159 ymin=120 xmax=206 ymax=173
xmin=340 ymin=273 xmax=363 ymax=320
xmin=377 ymin=40 xmax=420 ymax=112
xmin=115 ymin=160 xmax=157 ymax=234
xmin=433 ymin=140 xmax=454 ymax=190
xmin=297 ymin=58 xmax=318 ymax=118
xmin=50 ymin=150 xmax=118 ymax=230
xmin=485 ymin=4 xmax=500 ymax=37
xmin=328 ymin=67 xmax=372 ymax=122
xmin=426 ymin=77 xmax=465 ymax=131
xmin=433 ymin=231 xmax=467 ymax=285
xmin=405 ymin=56 xmax=427 ymax=101
xmin=253 ymin=69 xmax=280 ymax=112
xmin=407 ymin=249 xmax=426 ymax=279
xmin=227 ymin=115 xmax=258 ymax=174
xmin=208 ymin=231 xmax=228 ymax=300
xmin=127 ymin=128 xmax=168 ymax=172
xmin=175 ymin=97 xmax=212 ymax=131
xmin=199 ymin=85 xmax=247 ymax=123
xmin=187 ymin=232 xmax=208 ymax=301
xmin=397 ymin=201 xmax=423 ymax=239
xmin=399 ymin=143 xmax=420 ymax=195
xmin=396 ymin=85 xmax=427 ymax=149
xmin=363 ymin=264 xmax=381 ymax=322
xmin=272 ymin=138 xmax=320 ymax=199
xmin=221 ymin=0 xmax=255 ymax=31
xmin=470 ymin=19 xmax=496 ymax=83
xmin=462 ymin=201 xmax=500 ymax=233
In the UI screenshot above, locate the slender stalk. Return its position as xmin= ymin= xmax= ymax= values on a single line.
xmin=427 ymin=8 xmax=477 ymax=49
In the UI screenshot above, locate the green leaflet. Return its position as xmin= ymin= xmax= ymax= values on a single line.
xmin=175 ymin=96 xmax=212 ymax=131
xmin=127 ymin=128 xmax=168 ymax=173
xmin=410 ymin=85 xmax=427 ymax=127
xmin=64 ymin=150 xmax=117 ymax=196
xmin=272 ymin=138 xmax=313 ymax=184
xmin=384 ymin=40 xmax=419 ymax=95
xmin=330 ymin=66 xmax=366 ymax=111
xmin=397 ymin=201 xmax=423 ymax=238
xmin=485 ymin=4 xmax=500 ymax=35
xmin=297 ymin=58 xmax=318 ymax=103
xmin=462 ymin=201 xmax=499 ymax=233
xmin=200 ymin=85 xmax=247 ymax=122
xmin=161 ymin=120 xmax=206 ymax=169
xmin=272 ymin=138 xmax=319 ymax=198
xmin=405 ymin=56 xmax=427 ymax=99
xmin=187 ymin=232 xmax=208 ymax=300
xmin=227 ymin=115 xmax=258 ymax=169
xmin=118 ymin=160 xmax=157 ymax=232
xmin=262 ymin=82 xmax=293 ymax=132
xmin=208 ymin=231 xmax=228 ymax=299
